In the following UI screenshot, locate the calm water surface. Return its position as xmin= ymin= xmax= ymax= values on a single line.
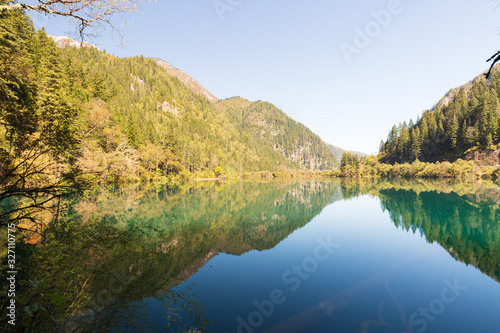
xmin=140 ymin=179 xmax=499 ymax=333
xmin=10 ymin=179 xmax=500 ymax=332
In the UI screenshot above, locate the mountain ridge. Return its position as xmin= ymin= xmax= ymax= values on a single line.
xmin=152 ymin=58 xmax=218 ymax=103
xmin=48 ymin=34 xmax=351 ymax=172
xmin=217 ymin=97 xmax=339 ymax=170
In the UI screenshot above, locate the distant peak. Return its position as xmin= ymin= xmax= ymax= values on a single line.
xmin=50 ymin=36 xmax=100 ymax=51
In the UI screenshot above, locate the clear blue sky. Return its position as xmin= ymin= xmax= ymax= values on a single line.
xmin=31 ymin=0 xmax=500 ymax=154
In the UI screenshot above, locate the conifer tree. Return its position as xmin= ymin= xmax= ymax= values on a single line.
xmin=486 ymin=133 xmax=493 ymax=147
xmin=410 ymin=128 xmax=422 ymax=161
xmin=32 ymin=29 xmax=77 ymax=153
xmin=460 ymin=119 xmax=468 ymax=149
xmin=449 ymin=113 xmax=459 ymax=149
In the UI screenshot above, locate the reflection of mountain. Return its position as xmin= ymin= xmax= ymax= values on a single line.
xmin=341 ymin=179 xmax=500 ymax=282
xmin=11 ymin=179 xmax=499 ymax=332
xmin=7 ymin=180 xmax=343 ymax=331
xmin=73 ymin=180 xmax=344 ymax=305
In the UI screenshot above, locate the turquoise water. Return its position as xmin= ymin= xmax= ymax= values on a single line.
xmin=7 ymin=179 xmax=499 ymax=332
xmin=130 ymin=180 xmax=500 ymax=332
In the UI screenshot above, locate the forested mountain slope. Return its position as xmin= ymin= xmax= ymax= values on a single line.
xmin=62 ymin=47 xmax=331 ymax=173
xmin=152 ymin=58 xmax=218 ymax=103
xmin=58 ymin=44 xmax=280 ymax=174
xmin=217 ymin=97 xmax=338 ymax=170
xmin=1 ymin=6 xmax=342 ymax=188
xmin=327 ymin=143 xmax=366 ymax=164
xmin=380 ymin=68 xmax=500 ymax=165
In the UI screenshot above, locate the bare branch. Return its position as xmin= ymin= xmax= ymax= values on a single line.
xmin=0 ymin=0 xmax=152 ymax=38
xmin=485 ymin=51 xmax=500 ymax=79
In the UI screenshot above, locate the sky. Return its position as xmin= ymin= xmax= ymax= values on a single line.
xmin=29 ymin=0 xmax=500 ymax=154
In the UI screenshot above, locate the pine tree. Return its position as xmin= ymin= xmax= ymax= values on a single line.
xmin=460 ymin=119 xmax=468 ymax=149
xmin=0 ymin=3 xmax=36 ymax=148
xmin=477 ymin=104 xmax=490 ymax=144
xmin=387 ymin=125 xmax=398 ymax=154
xmin=379 ymin=140 xmax=385 ymax=154
xmin=33 ymin=29 xmax=77 ymax=153
xmin=91 ymin=72 xmax=108 ymax=100
xmin=420 ymin=116 xmax=429 ymax=139
xmin=410 ymin=127 xmax=421 ymax=161
xmin=126 ymin=111 xmax=140 ymax=148
xmin=449 ymin=113 xmax=459 ymax=149
xmin=487 ymin=111 xmax=498 ymax=142
xmin=486 ymin=133 xmax=493 ymax=147
xmin=399 ymin=122 xmax=410 ymax=162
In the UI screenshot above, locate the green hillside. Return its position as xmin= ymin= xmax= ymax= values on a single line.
xmin=380 ymin=67 xmax=500 ymax=165
xmin=0 ymin=7 xmax=339 ymax=189
xmin=326 ymin=143 xmax=366 ymax=164
xmin=59 ymin=45 xmax=276 ymax=175
xmin=217 ymin=97 xmax=338 ymax=170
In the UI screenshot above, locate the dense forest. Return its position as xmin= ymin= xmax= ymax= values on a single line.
xmin=379 ymin=69 xmax=500 ymax=164
xmin=0 ymin=5 xmax=338 ymax=199
xmin=217 ymin=97 xmax=338 ymax=171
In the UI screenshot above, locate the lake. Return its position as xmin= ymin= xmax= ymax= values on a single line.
xmin=7 ymin=179 xmax=500 ymax=332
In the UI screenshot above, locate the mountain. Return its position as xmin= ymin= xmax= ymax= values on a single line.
xmin=48 ymin=35 xmax=345 ymax=172
xmin=380 ymin=66 xmax=500 ymax=165
xmin=152 ymin=58 xmax=218 ymax=103
xmin=23 ymin=32 xmax=338 ymax=177
xmin=326 ymin=143 xmax=366 ymax=163
xmin=5 ymin=4 xmax=343 ymax=184
xmin=216 ymin=97 xmax=338 ymax=170
xmin=50 ymin=35 xmax=100 ymax=50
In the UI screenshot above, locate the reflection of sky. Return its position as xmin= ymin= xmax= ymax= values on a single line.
xmin=144 ymin=194 xmax=500 ymax=332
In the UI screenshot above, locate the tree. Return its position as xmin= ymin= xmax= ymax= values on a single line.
xmin=448 ymin=112 xmax=459 ymax=149
xmin=460 ymin=119 xmax=468 ymax=149
xmin=410 ymin=127 xmax=421 ymax=161
xmin=0 ymin=0 xmax=152 ymax=38
xmin=487 ymin=110 xmax=498 ymax=142
xmin=91 ymin=72 xmax=108 ymax=100
xmin=0 ymin=19 xmax=78 ymax=229
xmin=379 ymin=140 xmax=385 ymax=154
xmin=420 ymin=116 xmax=429 ymax=139
xmin=388 ymin=125 xmax=398 ymax=146
xmin=0 ymin=0 xmax=156 ymax=225
xmin=486 ymin=132 xmax=493 ymax=147
xmin=398 ymin=122 xmax=410 ymax=162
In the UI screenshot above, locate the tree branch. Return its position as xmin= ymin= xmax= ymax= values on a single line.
xmin=0 ymin=1 xmax=151 ymax=38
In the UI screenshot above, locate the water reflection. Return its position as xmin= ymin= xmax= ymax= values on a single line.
xmin=1 ymin=180 xmax=343 ymax=331
xmin=341 ymin=179 xmax=500 ymax=282
xmin=1 ymin=178 xmax=499 ymax=332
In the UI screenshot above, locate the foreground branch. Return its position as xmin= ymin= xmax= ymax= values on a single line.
xmin=0 ymin=0 xmax=150 ymax=36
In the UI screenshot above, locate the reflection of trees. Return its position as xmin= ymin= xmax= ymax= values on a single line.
xmin=341 ymin=178 xmax=500 ymax=282
xmin=0 ymin=180 xmax=342 ymax=331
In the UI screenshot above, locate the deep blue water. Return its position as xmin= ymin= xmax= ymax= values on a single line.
xmin=128 ymin=180 xmax=500 ymax=333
